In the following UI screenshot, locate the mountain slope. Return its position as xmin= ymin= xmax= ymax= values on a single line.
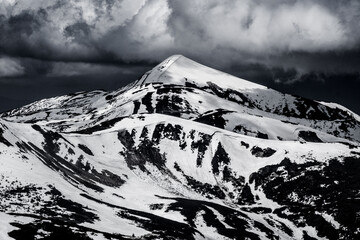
xmin=0 ymin=55 xmax=359 ymax=240
xmin=3 ymin=55 xmax=359 ymax=142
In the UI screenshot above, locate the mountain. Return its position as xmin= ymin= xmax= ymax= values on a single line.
xmin=0 ymin=55 xmax=359 ymax=240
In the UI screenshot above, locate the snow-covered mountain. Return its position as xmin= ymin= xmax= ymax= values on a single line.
xmin=0 ymin=55 xmax=359 ymax=240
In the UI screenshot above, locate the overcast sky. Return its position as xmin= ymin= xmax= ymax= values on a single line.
xmin=0 ymin=0 xmax=359 ymax=113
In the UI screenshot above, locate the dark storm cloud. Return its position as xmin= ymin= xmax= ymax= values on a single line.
xmin=0 ymin=0 xmax=359 ymax=113
xmin=1 ymin=0 xmax=360 ymax=75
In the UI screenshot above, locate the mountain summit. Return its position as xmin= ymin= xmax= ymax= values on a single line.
xmin=0 ymin=55 xmax=359 ymax=239
xmin=134 ymin=55 xmax=265 ymax=90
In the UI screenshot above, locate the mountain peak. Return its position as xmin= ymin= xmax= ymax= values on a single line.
xmin=135 ymin=54 xmax=266 ymax=91
xmin=1 ymin=53 xmax=360 ymax=239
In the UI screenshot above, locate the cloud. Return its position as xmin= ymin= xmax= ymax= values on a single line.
xmin=48 ymin=61 xmax=146 ymax=77
xmin=0 ymin=57 xmax=24 ymax=77
xmin=167 ymin=0 xmax=360 ymax=68
xmin=0 ymin=0 xmax=360 ymax=80
xmin=168 ymin=0 xmax=347 ymax=54
xmin=0 ymin=0 xmax=171 ymax=62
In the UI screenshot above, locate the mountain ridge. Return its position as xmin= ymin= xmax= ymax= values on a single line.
xmin=2 ymin=55 xmax=359 ymax=143
xmin=0 ymin=55 xmax=359 ymax=239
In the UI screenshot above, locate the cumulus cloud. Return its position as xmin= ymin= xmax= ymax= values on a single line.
xmin=167 ymin=0 xmax=360 ymax=69
xmin=0 ymin=0 xmax=360 ymax=78
xmin=169 ymin=0 xmax=347 ymax=53
xmin=0 ymin=0 xmax=172 ymax=63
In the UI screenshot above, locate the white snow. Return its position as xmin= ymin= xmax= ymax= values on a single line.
xmin=0 ymin=212 xmax=34 ymax=240
xmin=0 ymin=55 xmax=358 ymax=239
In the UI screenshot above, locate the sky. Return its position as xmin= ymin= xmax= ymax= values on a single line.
xmin=0 ymin=0 xmax=359 ymax=114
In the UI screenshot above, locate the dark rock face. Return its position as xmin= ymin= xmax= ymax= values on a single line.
xmin=0 ymin=127 xmax=12 ymax=147
xmin=2 ymin=184 xmax=100 ymax=240
xmin=152 ymin=123 xmax=183 ymax=143
xmin=190 ymin=133 xmax=212 ymax=167
xmin=211 ymin=143 xmax=231 ymax=175
xmin=210 ymin=143 xmax=255 ymax=204
xmin=238 ymin=184 xmax=255 ymax=205
xmin=156 ymin=95 xmax=189 ymax=117
xmin=250 ymin=146 xmax=276 ymax=157
xmin=117 ymin=129 xmax=136 ymax=149
xmin=133 ymin=100 xmax=141 ymax=114
xmin=241 ymin=141 xmax=250 ymax=148
xmin=173 ymin=162 xmax=226 ymax=199
xmin=160 ymin=195 xmax=284 ymax=240
xmin=206 ymin=82 xmax=255 ymax=108
xmin=185 ymin=175 xmax=226 ymax=200
xmin=195 ymin=109 xmax=232 ymax=129
xmin=256 ymin=132 xmax=269 ymax=139
xmin=250 ymin=157 xmax=360 ymax=240
xmin=298 ymin=131 xmax=323 ymax=142
xmin=234 ymin=125 xmax=269 ymax=139
xmin=9 ymin=221 xmax=94 ymax=240
xmin=117 ymin=124 xmax=215 ymax=184
xmin=78 ymin=144 xmax=94 ymax=156
xmin=141 ymin=92 xmax=155 ymax=113
xmin=119 ymin=128 xmax=167 ymax=172
xmin=222 ymin=166 xmax=245 ymax=188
